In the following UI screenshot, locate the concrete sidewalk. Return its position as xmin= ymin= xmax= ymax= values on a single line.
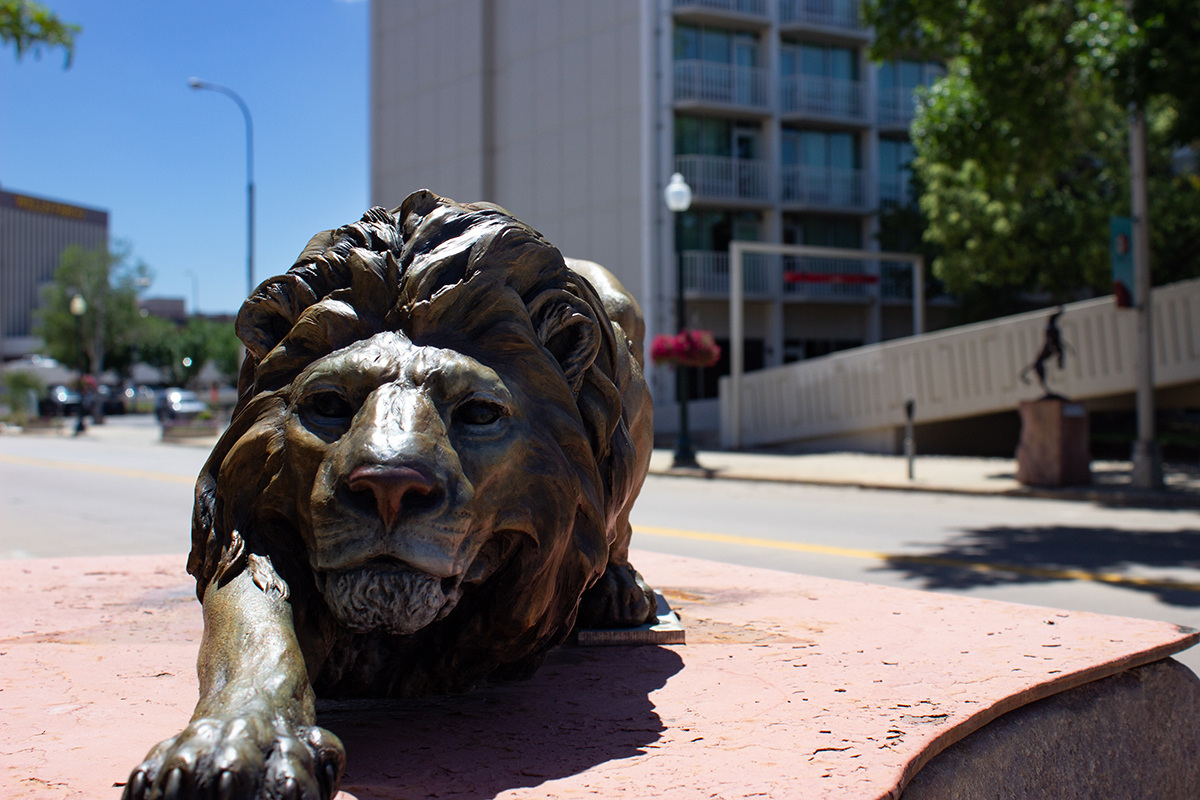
xmin=649 ymin=448 xmax=1200 ymax=508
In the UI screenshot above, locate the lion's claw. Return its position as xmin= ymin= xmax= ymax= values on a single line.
xmin=124 ymin=717 xmax=343 ymax=800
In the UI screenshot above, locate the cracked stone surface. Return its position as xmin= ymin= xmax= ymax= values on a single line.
xmin=0 ymin=551 xmax=1195 ymax=799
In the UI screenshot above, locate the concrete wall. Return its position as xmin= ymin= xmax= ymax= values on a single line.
xmin=370 ymin=0 xmax=648 ymax=298
xmin=721 ymin=279 xmax=1200 ymax=449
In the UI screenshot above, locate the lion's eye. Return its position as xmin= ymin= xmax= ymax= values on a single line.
xmin=454 ymin=399 xmax=505 ymax=426
xmin=311 ymin=392 xmax=354 ymax=420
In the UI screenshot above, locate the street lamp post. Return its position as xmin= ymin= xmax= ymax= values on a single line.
xmin=664 ymin=172 xmax=698 ymax=469
xmin=69 ymin=293 xmax=87 ymax=436
xmin=188 ymin=78 xmax=255 ymax=298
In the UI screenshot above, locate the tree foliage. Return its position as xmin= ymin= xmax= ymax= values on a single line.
xmin=0 ymin=0 xmax=79 ymax=66
xmin=138 ymin=317 xmax=241 ymax=387
xmin=34 ymin=243 xmax=150 ymax=377
xmin=864 ymin=0 xmax=1200 ymax=300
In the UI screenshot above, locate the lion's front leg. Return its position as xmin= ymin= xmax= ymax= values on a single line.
xmin=123 ymin=560 xmax=344 ymax=800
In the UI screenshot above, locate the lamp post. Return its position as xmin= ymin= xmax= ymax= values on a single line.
xmin=183 ymin=269 xmax=200 ymax=315
xmin=188 ymin=78 xmax=255 ymax=298
xmin=664 ymin=172 xmax=698 ymax=468
xmin=69 ymin=293 xmax=87 ymax=436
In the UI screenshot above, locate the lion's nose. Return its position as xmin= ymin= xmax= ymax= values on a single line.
xmin=347 ymin=465 xmax=444 ymax=527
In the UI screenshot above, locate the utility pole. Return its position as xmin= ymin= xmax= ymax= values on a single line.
xmin=1129 ymin=108 xmax=1163 ymax=489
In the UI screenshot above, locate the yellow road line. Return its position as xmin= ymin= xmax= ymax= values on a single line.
xmin=0 ymin=453 xmax=196 ymax=485
xmin=634 ymin=524 xmax=1200 ymax=594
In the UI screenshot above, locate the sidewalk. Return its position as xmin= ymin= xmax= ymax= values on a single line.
xmin=648 ymin=448 xmax=1200 ymax=508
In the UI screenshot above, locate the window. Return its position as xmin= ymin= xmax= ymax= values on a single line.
xmin=678 ymin=210 xmax=761 ymax=252
xmin=674 ymin=25 xmax=759 ymax=66
xmin=780 ymin=41 xmax=857 ymax=80
xmin=782 ymin=129 xmax=861 ymax=170
xmin=879 ymin=138 xmax=916 ymax=205
xmin=783 ymin=215 xmax=862 ymax=248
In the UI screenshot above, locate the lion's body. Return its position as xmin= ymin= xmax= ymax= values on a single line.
xmin=124 ymin=193 xmax=657 ymax=800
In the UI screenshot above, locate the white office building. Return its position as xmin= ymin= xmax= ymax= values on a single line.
xmin=370 ymin=0 xmax=948 ymax=438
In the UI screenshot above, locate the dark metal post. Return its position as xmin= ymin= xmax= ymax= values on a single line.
xmin=674 ymin=240 xmax=698 ymax=467
xmin=73 ymin=308 xmax=86 ymax=436
xmin=904 ymin=398 xmax=915 ymax=480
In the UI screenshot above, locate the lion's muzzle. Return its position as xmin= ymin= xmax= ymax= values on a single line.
xmin=346 ymin=464 xmax=444 ymax=529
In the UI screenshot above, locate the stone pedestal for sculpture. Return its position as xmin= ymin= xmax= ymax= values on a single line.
xmin=3 ymin=552 xmax=1197 ymax=799
xmin=1016 ymin=398 xmax=1091 ymax=486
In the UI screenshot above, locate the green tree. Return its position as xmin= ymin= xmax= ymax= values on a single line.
xmin=1 ymin=0 xmax=79 ymax=66
xmin=34 ymin=243 xmax=151 ymax=377
xmin=138 ymin=317 xmax=241 ymax=387
xmin=864 ymin=0 xmax=1200 ymax=302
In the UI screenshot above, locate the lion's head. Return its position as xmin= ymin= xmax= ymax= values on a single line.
xmin=189 ymin=191 xmax=643 ymax=695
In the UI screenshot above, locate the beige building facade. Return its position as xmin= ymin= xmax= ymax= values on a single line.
xmin=370 ymin=0 xmax=944 ymax=433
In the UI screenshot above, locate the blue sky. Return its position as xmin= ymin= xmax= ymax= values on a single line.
xmin=1 ymin=0 xmax=369 ymax=315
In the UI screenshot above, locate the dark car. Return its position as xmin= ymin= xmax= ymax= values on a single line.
xmin=38 ymin=385 xmax=82 ymax=417
xmin=155 ymin=388 xmax=208 ymax=421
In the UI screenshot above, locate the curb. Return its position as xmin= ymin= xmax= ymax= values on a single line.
xmin=646 ymin=467 xmax=1200 ymax=509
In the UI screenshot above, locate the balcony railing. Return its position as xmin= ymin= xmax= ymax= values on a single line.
xmin=674 ymin=60 xmax=769 ymax=108
xmin=683 ymin=250 xmax=909 ymax=300
xmin=779 ymin=0 xmax=861 ymax=29
xmin=675 ymin=155 xmax=771 ymax=201
xmin=878 ymin=175 xmax=914 ymax=207
xmin=779 ymin=74 xmax=866 ymax=119
xmin=878 ymin=86 xmax=919 ymax=127
xmin=673 ymin=0 xmax=768 ymax=15
xmin=682 ymin=251 xmax=775 ymax=295
xmin=781 ymin=165 xmax=866 ymax=208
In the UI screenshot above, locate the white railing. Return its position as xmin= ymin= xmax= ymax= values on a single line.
xmin=781 ymin=165 xmax=866 ymax=208
xmin=675 ymin=155 xmax=771 ymax=201
xmin=779 ymin=0 xmax=861 ymax=29
xmin=682 ymin=251 xmax=775 ymax=295
xmin=779 ymin=74 xmax=866 ymax=119
xmin=878 ymin=86 xmax=919 ymax=127
xmin=720 ymin=278 xmax=1200 ymax=448
xmin=674 ymin=0 xmax=768 ymax=15
xmin=674 ymin=60 xmax=769 ymax=108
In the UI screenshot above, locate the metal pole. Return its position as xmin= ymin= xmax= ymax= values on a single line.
xmin=673 ymin=215 xmax=698 ymax=468
xmin=188 ymin=79 xmax=255 ymax=298
xmin=730 ymin=242 xmax=744 ymax=450
xmin=73 ymin=311 xmax=86 ymax=436
xmin=904 ymin=398 xmax=915 ymax=479
xmin=913 ymin=256 xmax=925 ymax=336
xmin=1129 ymin=108 xmax=1162 ymax=489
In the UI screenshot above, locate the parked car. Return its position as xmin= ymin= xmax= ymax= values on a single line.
xmin=95 ymin=385 xmax=127 ymax=415
xmin=39 ymin=385 xmax=82 ymax=417
xmin=155 ymin=388 xmax=208 ymax=421
xmin=123 ymin=385 xmax=158 ymax=414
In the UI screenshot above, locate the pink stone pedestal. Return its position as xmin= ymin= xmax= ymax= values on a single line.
xmin=1 ymin=552 xmax=1195 ymax=799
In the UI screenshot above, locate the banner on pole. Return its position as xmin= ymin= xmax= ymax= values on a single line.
xmin=1110 ymin=216 xmax=1135 ymax=308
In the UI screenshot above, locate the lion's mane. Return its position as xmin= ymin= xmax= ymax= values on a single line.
xmin=187 ymin=190 xmax=643 ymax=695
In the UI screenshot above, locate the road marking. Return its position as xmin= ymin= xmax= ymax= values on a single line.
xmin=634 ymin=523 xmax=1200 ymax=594
xmin=0 ymin=454 xmax=196 ymax=485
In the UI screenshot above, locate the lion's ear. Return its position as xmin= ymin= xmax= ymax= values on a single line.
xmin=528 ymin=289 xmax=601 ymax=396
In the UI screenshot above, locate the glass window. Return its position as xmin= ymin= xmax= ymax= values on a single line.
xmin=674 ymin=25 xmax=699 ymax=60
xmin=785 ymin=129 xmax=860 ymax=169
xmin=702 ymin=28 xmax=731 ymax=63
xmin=829 ymin=133 xmax=857 ymax=170
xmin=678 ymin=210 xmax=760 ymax=251
xmin=829 ymin=48 xmax=855 ymax=80
xmin=784 ymin=41 xmax=857 ymax=79
xmin=796 ymin=215 xmax=862 ymax=248
xmin=675 ymin=115 xmax=733 ymax=156
xmin=801 ymin=44 xmax=825 ymax=76
xmin=800 ymin=131 xmax=827 ymax=167
xmin=900 ymin=59 xmax=922 ymax=90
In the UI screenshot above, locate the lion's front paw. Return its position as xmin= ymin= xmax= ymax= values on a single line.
xmin=121 ymin=715 xmax=344 ymax=800
xmin=575 ymin=562 xmax=658 ymax=629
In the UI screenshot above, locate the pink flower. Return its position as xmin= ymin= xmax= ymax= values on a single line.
xmin=650 ymin=329 xmax=721 ymax=368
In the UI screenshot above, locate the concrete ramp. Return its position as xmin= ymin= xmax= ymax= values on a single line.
xmin=720 ymin=277 xmax=1200 ymax=449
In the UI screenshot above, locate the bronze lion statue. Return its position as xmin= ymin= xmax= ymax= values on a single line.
xmin=123 ymin=191 xmax=657 ymax=800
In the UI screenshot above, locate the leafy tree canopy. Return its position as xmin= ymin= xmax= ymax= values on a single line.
xmin=35 ymin=243 xmax=150 ymax=377
xmin=138 ymin=316 xmax=241 ymax=387
xmin=0 ymin=0 xmax=79 ymax=66
xmin=864 ymin=0 xmax=1200 ymax=301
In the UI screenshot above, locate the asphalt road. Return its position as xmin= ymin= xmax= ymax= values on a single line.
xmin=5 ymin=415 xmax=1200 ymax=674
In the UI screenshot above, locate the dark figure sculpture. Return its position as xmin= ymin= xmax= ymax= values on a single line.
xmin=1020 ymin=306 xmax=1069 ymax=400
xmin=122 ymin=191 xmax=657 ymax=800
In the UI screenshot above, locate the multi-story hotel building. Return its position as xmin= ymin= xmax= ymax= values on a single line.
xmin=0 ymin=187 xmax=109 ymax=361
xmin=370 ymin=0 xmax=947 ymax=436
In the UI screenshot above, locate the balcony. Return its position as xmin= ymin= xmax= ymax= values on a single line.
xmin=682 ymin=251 xmax=776 ymax=295
xmin=673 ymin=0 xmax=768 ymax=16
xmin=779 ymin=0 xmax=861 ymax=30
xmin=878 ymin=86 xmax=919 ymax=128
xmin=779 ymin=74 xmax=866 ymax=120
xmin=682 ymin=251 xmax=910 ymax=301
xmin=675 ymin=155 xmax=771 ymax=202
xmin=780 ymin=165 xmax=866 ymax=208
xmin=674 ymin=60 xmax=769 ymax=109
xmin=878 ymin=175 xmax=915 ymax=208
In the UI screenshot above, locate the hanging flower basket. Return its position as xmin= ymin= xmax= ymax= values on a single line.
xmin=650 ymin=329 xmax=722 ymax=368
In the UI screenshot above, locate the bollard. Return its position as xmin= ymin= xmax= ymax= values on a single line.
xmin=904 ymin=399 xmax=915 ymax=480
